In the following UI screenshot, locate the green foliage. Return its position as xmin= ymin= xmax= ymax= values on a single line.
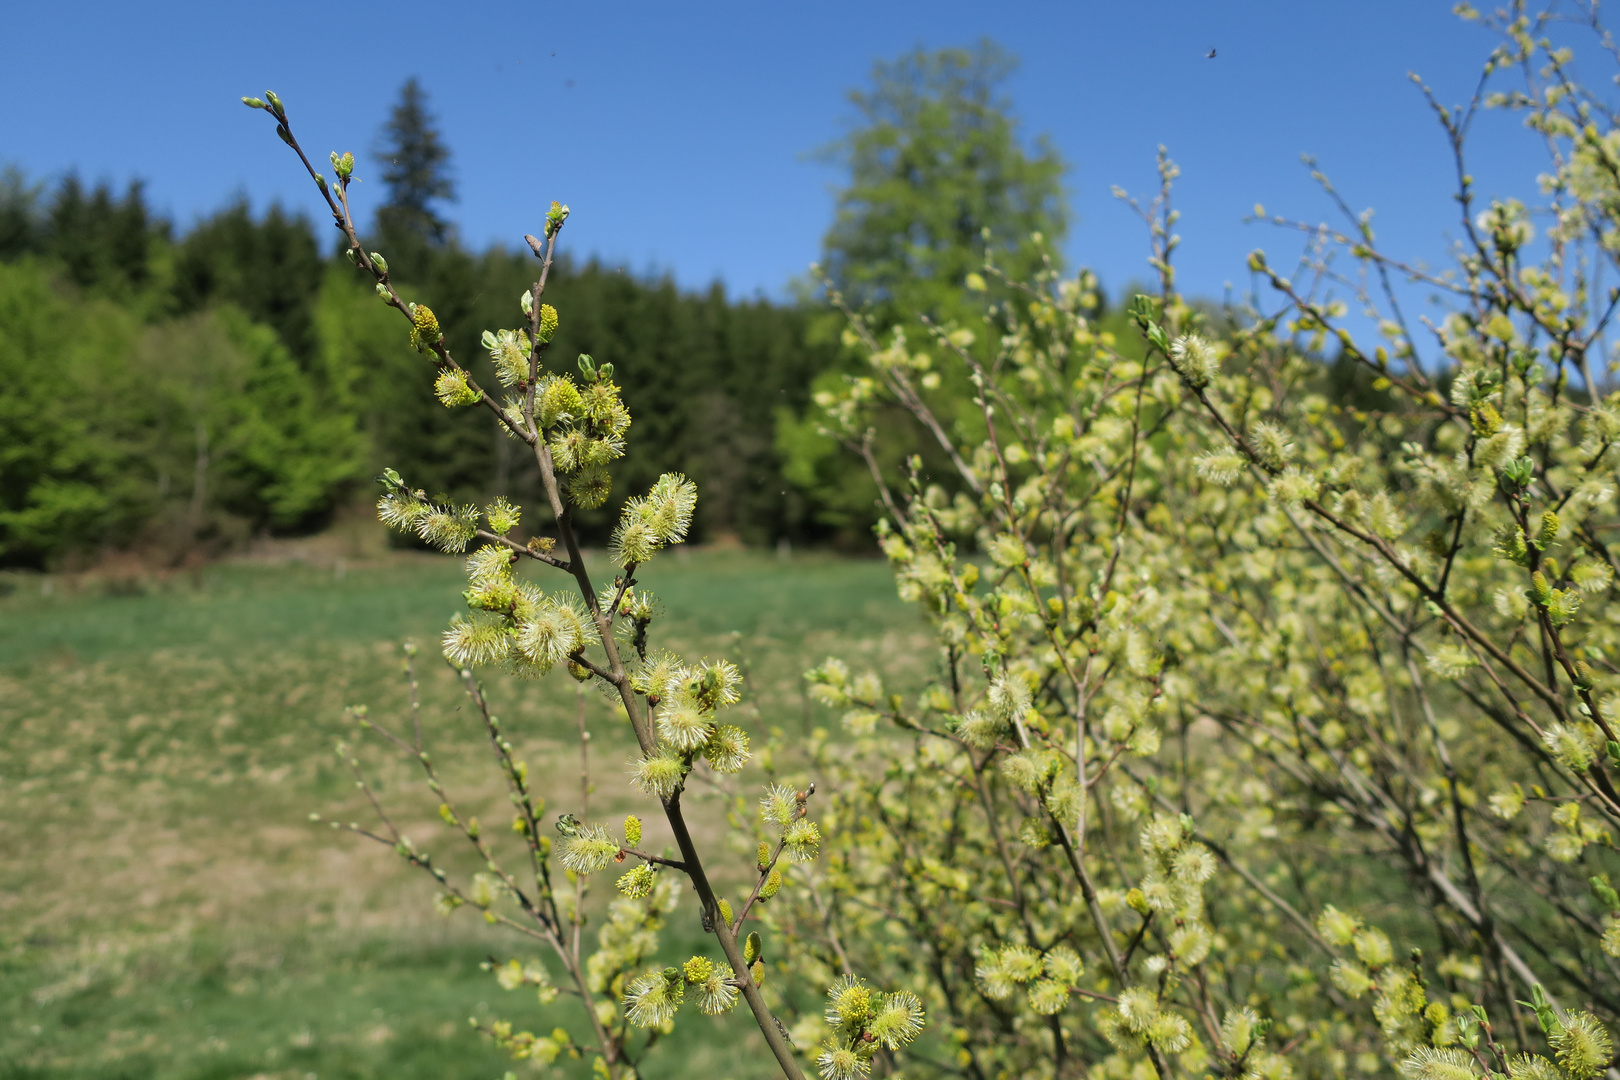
xmin=819 ymin=39 xmax=1066 ymax=328
xmin=0 ymin=255 xmax=364 ymax=565
xmin=0 ymin=172 xmax=835 ymax=564
xmin=171 ymin=196 xmax=326 ymax=360
xmin=0 ymin=260 xmax=152 ymax=561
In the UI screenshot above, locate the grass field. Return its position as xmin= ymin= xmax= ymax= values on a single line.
xmin=0 ymin=543 xmax=924 ymax=1080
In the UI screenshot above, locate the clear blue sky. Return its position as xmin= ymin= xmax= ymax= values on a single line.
xmin=0 ymin=1 xmax=1552 ymax=310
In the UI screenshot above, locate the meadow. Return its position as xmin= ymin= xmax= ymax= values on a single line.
xmin=0 ymin=538 xmax=925 ymax=1080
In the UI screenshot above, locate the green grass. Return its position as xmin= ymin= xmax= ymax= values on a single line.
xmin=0 ymin=545 xmax=924 ymax=1080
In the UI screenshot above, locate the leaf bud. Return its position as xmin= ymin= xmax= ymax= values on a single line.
xmin=1502 ymin=456 xmax=1535 ymax=488
xmin=545 ymin=200 xmax=571 ymax=238
xmin=276 ymin=125 xmax=295 ymax=147
xmin=264 ymin=90 xmax=285 ymax=116
xmin=370 ymin=252 xmax=389 ymax=276
xmin=242 ymin=96 xmax=268 ymax=109
xmin=1592 ymin=875 xmax=1620 ymax=913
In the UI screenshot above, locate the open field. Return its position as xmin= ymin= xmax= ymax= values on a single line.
xmin=0 ymin=545 xmax=925 ymax=1080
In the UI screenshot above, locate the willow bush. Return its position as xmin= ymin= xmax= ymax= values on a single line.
xmin=779 ymin=6 xmax=1620 ymax=1080
xmin=242 ymin=90 xmax=924 ymax=1080
xmin=247 ymin=4 xmax=1620 ymax=1079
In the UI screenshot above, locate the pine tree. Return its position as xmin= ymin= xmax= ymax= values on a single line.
xmin=372 ymin=77 xmax=456 ymax=273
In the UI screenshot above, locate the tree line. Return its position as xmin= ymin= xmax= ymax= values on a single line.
xmin=0 ymin=45 xmax=1069 ymax=568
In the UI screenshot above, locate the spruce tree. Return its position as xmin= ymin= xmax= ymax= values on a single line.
xmin=373 ymin=77 xmax=456 ymax=274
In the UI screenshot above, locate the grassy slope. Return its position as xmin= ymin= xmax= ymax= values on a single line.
xmin=0 ymin=548 xmax=923 ymax=1080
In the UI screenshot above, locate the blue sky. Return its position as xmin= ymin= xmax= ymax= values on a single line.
xmin=0 ymin=1 xmax=1558 ymax=312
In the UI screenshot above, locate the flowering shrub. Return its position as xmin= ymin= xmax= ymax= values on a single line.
xmin=774 ymin=6 xmax=1620 ymax=1079
xmin=243 ymin=94 xmax=922 ymax=1080
xmin=247 ymin=5 xmax=1620 ymax=1078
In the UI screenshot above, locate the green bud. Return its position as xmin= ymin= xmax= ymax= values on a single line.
xmin=578 ymin=354 xmax=597 ymax=380
xmin=1575 ymin=660 xmax=1596 ymax=691
xmin=314 ymin=173 xmax=327 ymax=191
xmin=744 ymin=931 xmax=762 ymax=965
xmin=545 ymin=200 xmax=571 ymax=238
xmin=370 ymin=252 xmax=389 ymax=275
xmin=1503 ymin=456 xmax=1535 ymax=487
xmin=276 ymin=125 xmax=294 ymax=147
xmin=1145 ymin=322 xmax=1169 ymax=353
xmin=241 ymin=96 xmax=268 ymax=109
xmin=1591 ymin=875 xmax=1620 ymax=913
xmin=264 ymin=90 xmax=284 ymax=114
xmin=345 ymin=248 xmax=357 ymax=265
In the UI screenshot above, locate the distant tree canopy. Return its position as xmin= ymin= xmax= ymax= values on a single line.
xmin=820 ymin=40 xmax=1067 ymax=330
xmin=0 ymin=149 xmax=835 ymax=566
xmin=0 ymin=45 xmax=1086 ymax=566
xmin=783 ymin=41 xmax=1075 ymax=537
